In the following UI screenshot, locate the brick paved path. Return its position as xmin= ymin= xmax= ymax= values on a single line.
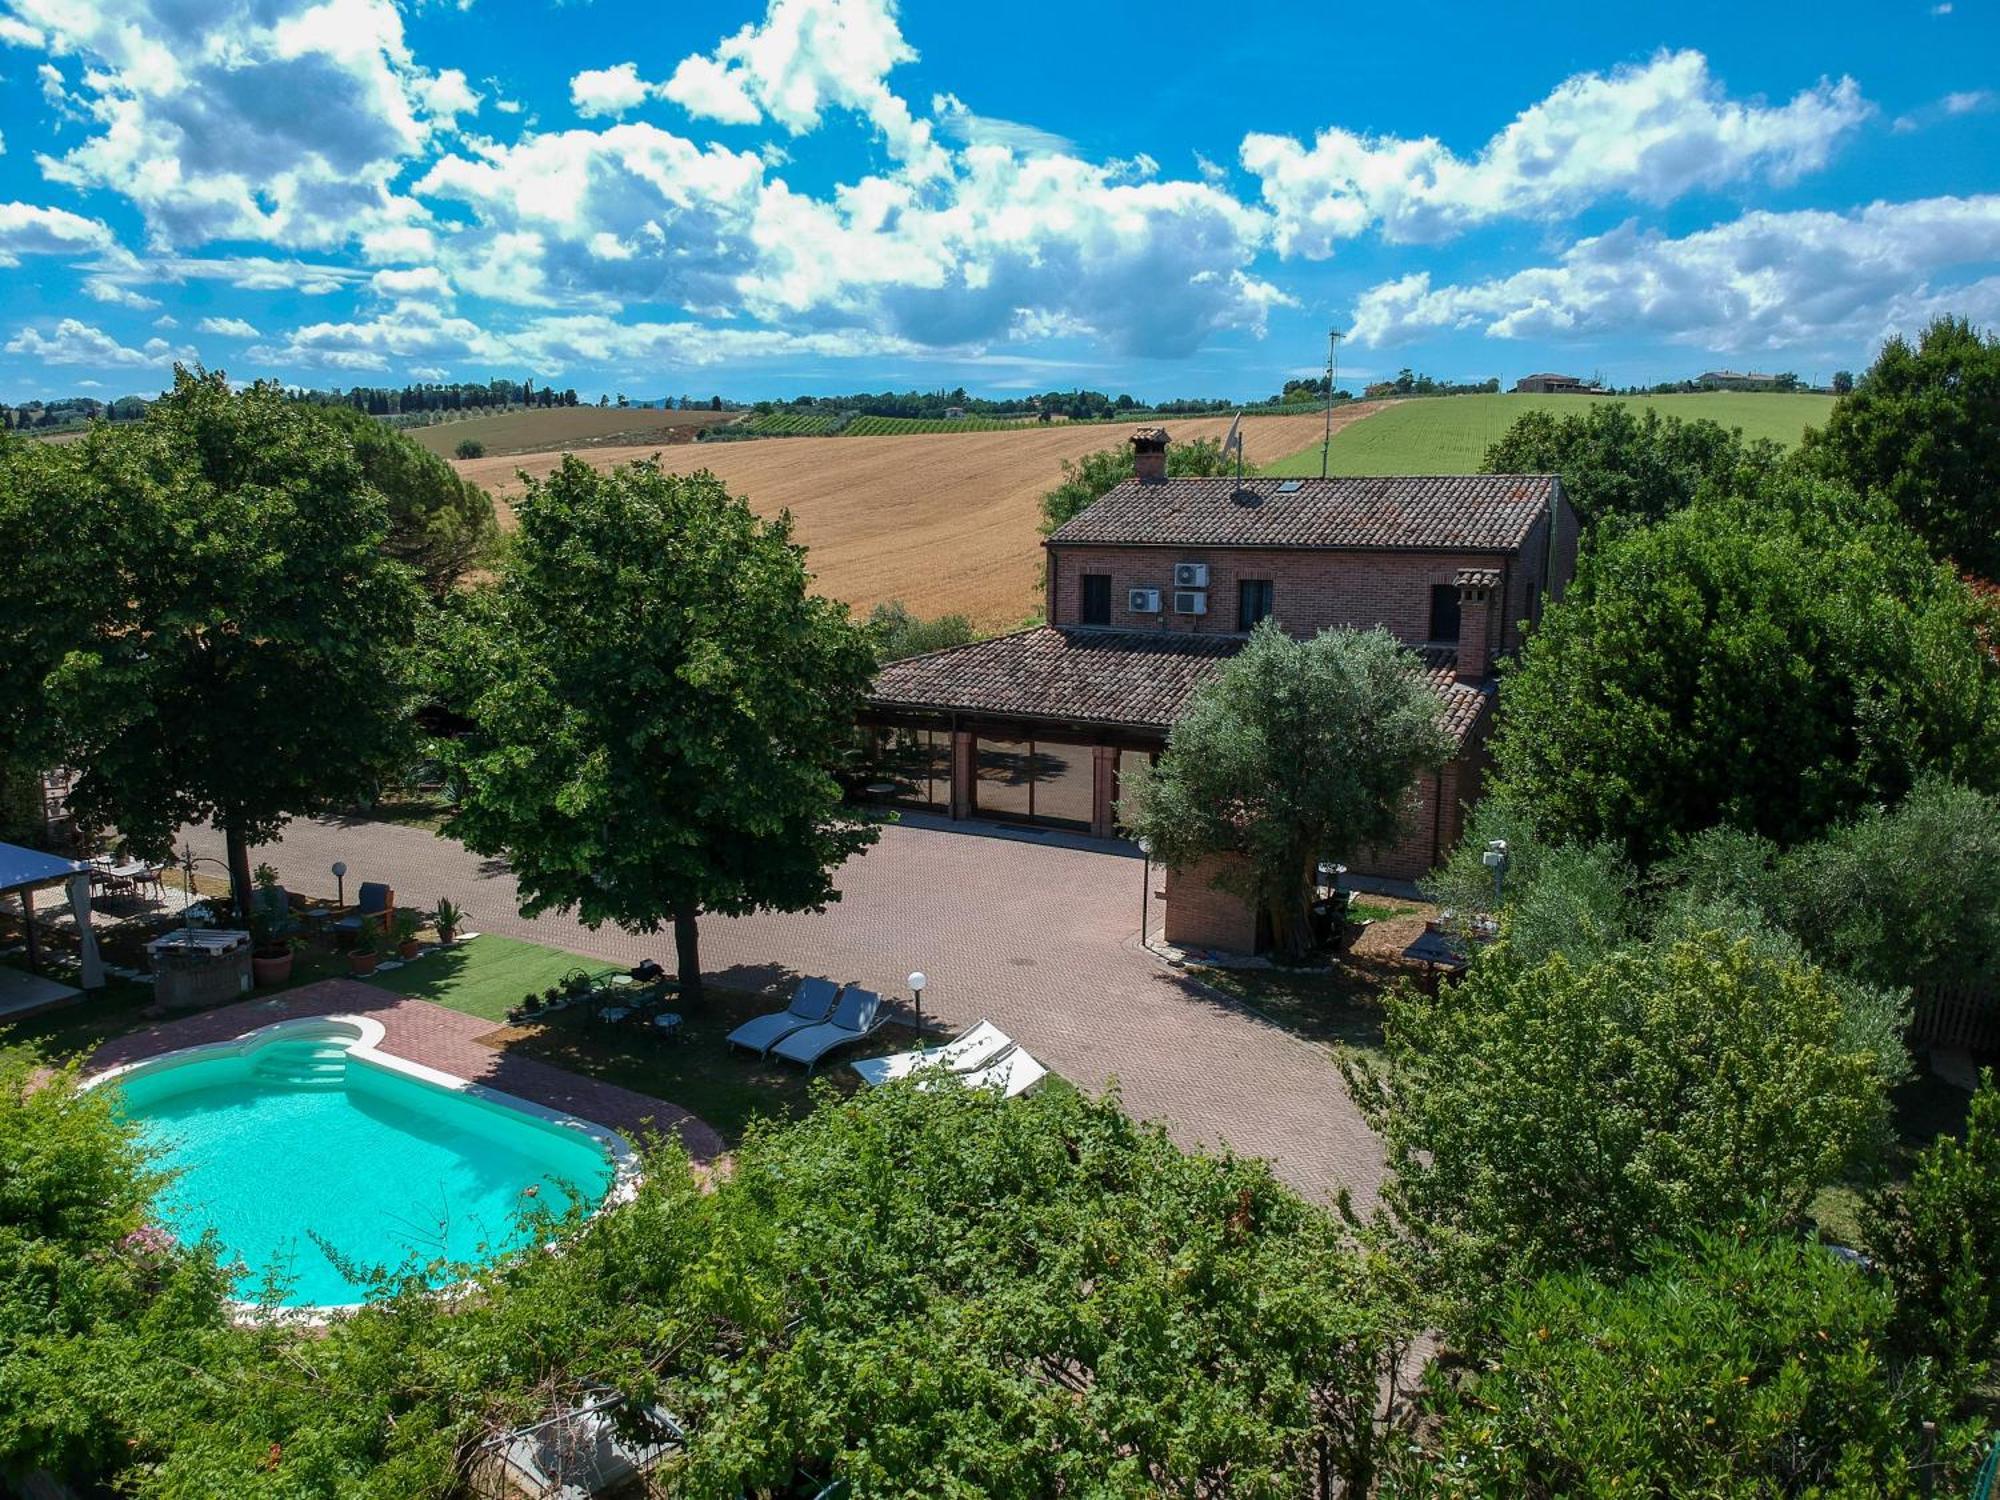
xmin=183 ymin=817 xmax=1384 ymax=1206
xmin=88 ymin=979 xmax=727 ymax=1164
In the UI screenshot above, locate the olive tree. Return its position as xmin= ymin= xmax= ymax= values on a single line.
xmin=1125 ymin=624 xmax=1452 ymax=958
xmin=442 ymin=456 xmax=879 ymax=999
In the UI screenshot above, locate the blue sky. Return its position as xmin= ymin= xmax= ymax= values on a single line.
xmin=1 ymin=0 xmax=1995 ymax=403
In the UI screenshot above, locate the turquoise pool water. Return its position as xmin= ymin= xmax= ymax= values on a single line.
xmin=110 ymin=1024 xmax=619 ymax=1308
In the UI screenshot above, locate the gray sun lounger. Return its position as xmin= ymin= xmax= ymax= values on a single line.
xmin=724 ymin=977 xmax=840 ymax=1056
xmin=769 ymin=987 xmax=885 ymax=1073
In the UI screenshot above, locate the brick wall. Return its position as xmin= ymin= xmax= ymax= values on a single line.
xmin=1162 ymin=853 xmax=1263 ymax=953
xmin=1050 ymin=543 xmax=1536 ymax=655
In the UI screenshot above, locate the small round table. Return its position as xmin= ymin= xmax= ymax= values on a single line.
xmin=652 ymin=1011 xmax=684 ymax=1044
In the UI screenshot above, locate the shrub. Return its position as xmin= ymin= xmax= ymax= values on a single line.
xmin=865 ymin=599 xmax=975 ymax=662
xmin=1347 ymin=928 xmax=1892 ymax=1325
xmin=1388 ymin=1232 xmax=1983 ymax=1496
xmin=453 ymin=437 xmax=485 ymax=459
xmin=1868 ymin=1071 xmax=2000 ymax=1400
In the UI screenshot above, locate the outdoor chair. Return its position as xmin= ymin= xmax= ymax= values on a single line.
xmin=330 ymin=882 xmax=394 ymax=941
xmin=769 ymin=987 xmax=885 ymax=1074
xmin=960 ymin=1043 xmax=1048 ymax=1099
xmin=850 ymin=1019 xmax=1014 ymax=1088
xmin=724 ymin=977 xmax=840 ymax=1056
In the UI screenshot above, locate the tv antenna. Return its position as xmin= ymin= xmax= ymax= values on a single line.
xmin=1322 ymin=328 xmax=1343 ymax=480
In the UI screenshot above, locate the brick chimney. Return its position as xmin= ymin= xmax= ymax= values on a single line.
xmin=1454 ymin=567 xmax=1499 ymax=683
xmin=1131 ymin=426 xmax=1169 ymax=482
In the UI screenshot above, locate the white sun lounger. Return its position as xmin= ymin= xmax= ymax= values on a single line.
xmin=769 ymin=987 xmax=884 ymax=1073
xmin=849 ymin=1019 xmax=1013 ymax=1088
xmin=962 ymin=1043 xmax=1047 ymax=1099
xmin=724 ymin=977 xmax=840 ymax=1057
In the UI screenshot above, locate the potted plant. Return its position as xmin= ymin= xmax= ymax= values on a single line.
xmin=390 ymin=907 xmax=423 ymax=960
xmin=524 ymin=991 xmax=544 ymax=1017
xmin=348 ymin=917 xmax=383 ymax=976
xmin=248 ymin=906 xmax=300 ymax=987
xmin=434 ymin=898 xmax=464 ymax=946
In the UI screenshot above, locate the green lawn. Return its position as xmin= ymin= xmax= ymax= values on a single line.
xmin=366 ymin=933 xmax=621 ymax=1020
xmin=1262 ymin=392 xmax=1836 ymax=477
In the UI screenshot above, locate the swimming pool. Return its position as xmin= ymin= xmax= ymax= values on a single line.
xmin=93 ymin=1016 xmax=632 ymax=1311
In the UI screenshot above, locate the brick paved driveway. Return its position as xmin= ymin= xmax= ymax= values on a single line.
xmin=184 ymin=816 xmax=1384 ymax=1206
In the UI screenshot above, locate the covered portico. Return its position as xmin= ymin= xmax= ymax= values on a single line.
xmin=0 ymin=840 xmax=105 ymax=1019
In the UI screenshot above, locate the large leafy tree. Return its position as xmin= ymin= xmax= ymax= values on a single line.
xmin=1038 ymin=434 xmax=1229 ymax=533
xmin=1480 ymin=400 xmax=1782 ymax=533
xmin=1489 ymin=479 xmax=2000 ymax=864
xmin=1126 ymin=624 xmax=1452 ymax=957
xmin=442 ymin=455 xmax=879 ymax=998
xmin=318 ymin=404 xmax=498 ymax=594
xmin=1388 ymin=1233 xmax=1982 ymax=1496
xmin=1803 ymin=315 xmax=2000 ymax=580
xmin=1347 ymin=927 xmax=1891 ymax=1327
xmin=17 ymin=371 xmax=423 ymax=911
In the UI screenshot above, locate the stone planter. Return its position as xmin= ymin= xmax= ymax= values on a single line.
xmin=251 ymin=949 xmax=295 ymax=987
xmin=147 ymin=930 xmax=253 ymax=1011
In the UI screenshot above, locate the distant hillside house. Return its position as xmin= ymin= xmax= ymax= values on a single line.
xmin=1696 ymin=369 xmax=1782 ymax=390
xmin=1513 ymin=372 xmax=1592 ymax=394
xmin=862 ymin=428 xmax=1578 ymax=949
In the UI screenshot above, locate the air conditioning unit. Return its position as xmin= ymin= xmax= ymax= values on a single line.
xmin=1127 ymin=588 xmax=1162 ymax=614
xmin=1173 ymin=589 xmax=1208 ymax=616
xmin=1173 ymin=562 xmax=1210 ymax=589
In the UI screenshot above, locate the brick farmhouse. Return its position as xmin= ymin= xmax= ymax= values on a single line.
xmin=862 ymin=428 xmax=1577 ymax=950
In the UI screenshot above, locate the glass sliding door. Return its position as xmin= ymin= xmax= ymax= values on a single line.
xmin=972 ymin=733 xmax=1095 ymax=831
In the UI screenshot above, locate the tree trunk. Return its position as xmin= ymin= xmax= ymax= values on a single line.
xmin=673 ymin=905 xmax=703 ymax=1003
xmin=1267 ymin=861 xmax=1318 ymax=961
xmin=223 ymin=817 xmax=254 ymax=927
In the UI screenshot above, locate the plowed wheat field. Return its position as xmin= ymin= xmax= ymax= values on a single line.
xmin=453 ymin=407 xmax=1379 ymax=629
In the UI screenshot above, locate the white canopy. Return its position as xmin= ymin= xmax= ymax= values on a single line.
xmin=0 ymin=840 xmax=102 ymax=990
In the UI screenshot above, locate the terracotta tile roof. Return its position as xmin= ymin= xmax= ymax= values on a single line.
xmin=1046 ymin=473 xmax=1558 ymax=552
xmin=1454 ymin=565 xmax=1501 ymax=589
xmin=868 ymin=627 xmax=1491 ymax=746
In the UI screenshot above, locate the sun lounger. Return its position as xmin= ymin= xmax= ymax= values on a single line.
xmin=850 ymin=1019 xmax=1014 ymax=1088
xmin=962 ymin=1043 xmax=1047 ymax=1099
xmin=769 ymin=987 xmax=884 ymax=1073
xmin=724 ymin=977 xmax=840 ymax=1056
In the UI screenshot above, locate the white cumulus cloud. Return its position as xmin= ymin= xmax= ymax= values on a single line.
xmin=1243 ymin=50 xmax=1871 ymax=256
xmin=15 ymin=0 xmax=462 ymax=249
xmin=569 ymin=61 xmax=658 ymax=118
xmin=662 ymin=0 xmax=942 ymax=170
xmin=196 ymin=315 xmax=260 ymax=337
xmin=6 ymin=318 xmax=193 ymax=366
xmin=0 ymin=202 xmax=116 ymax=265
xmin=1347 ymin=194 xmax=2000 ymax=351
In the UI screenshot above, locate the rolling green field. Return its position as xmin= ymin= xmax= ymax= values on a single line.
xmin=1261 ymin=392 xmax=1837 ymax=477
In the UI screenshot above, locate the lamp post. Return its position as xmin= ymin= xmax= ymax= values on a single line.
xmin=1136 ymin=836 xmax=1153 ymax=948
xmin=907 ymin=971 xmax=927 ymax=1037
xmin=331 ymin=860 xmax=347 ymax=909
xmin=1481 ymin=839 xmax=1509 ymax=909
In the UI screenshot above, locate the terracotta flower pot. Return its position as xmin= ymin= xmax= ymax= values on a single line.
xmin=348 ymin=950 xmax=380 ymax=976
xmin=252 ymin=950 xmax=294 ymax=987
xmin=399 ymin=939 xmax=422 ymax=960
xmin=436 ymin=927 xmax=457 ymax=947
